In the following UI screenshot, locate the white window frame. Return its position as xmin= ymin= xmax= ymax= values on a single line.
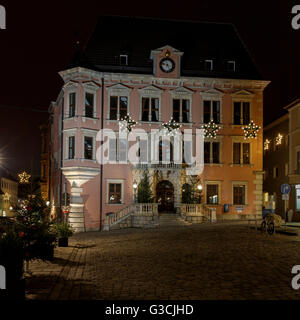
xmin=200 ymin=89 xmax=224 ymax=124
xmin=82 ymin=82 xmax=99 ymax=122
xmin=205 ymin=59 xmax=213 ymax=71
xmin=204 ymin=138 xmax=222 ymax=164
xmin=227 ymin=60 xmax=236 ymax=71
xmin=231 ymin=137 xmax=252 ymax=166
xmin=106 ymin=179 xmax=125 ymax=205
xmin=232 ymin=181 xmax=248 ymax=206
xmin=138 ymin=85 xmax=163 ymax=123
xmin=81 ymin=129 xmax=97 ymax=162
xmin=106 ymin=84 xmax=132 ymax=122
xmin=64 ymin=128 xmax=77 ymax=160
xmin=119 ymin=54 xmax=128 ymax=65
xmin=170 ymin=87 xmax=193 ymax=124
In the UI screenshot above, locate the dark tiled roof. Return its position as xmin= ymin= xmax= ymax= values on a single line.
xmin=69 ymin=16 xmax=262 ymax=80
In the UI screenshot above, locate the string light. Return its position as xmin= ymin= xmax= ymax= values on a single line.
xmin=202 ymin=120 xmax=220 ymax=138
xmin=161 ymin=117 xmax=182 ymax=136
xmin=118 ymin=114 xmax=137 ymax=133
xmin=275 ymin=134 xmax=283 ymax=145
xmin=18 ymin=171 xmax=31 ymax=184
xmin=242 ymin=121 xmax=260 ymax=139
xmin=264 ymin=139 xmax=270 ymax=150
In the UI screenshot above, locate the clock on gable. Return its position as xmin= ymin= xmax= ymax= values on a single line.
xmin=159 ymin=57 xmax=175 ymax=73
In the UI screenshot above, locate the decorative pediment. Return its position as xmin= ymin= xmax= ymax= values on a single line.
xmin=138 ymin=85 xmax=163 ymax=95
xmin=150 ymin=45 xmax=184 ymax=59
xmin=231 ymin=89 xmax=254 ymax=99
xmin=106 ymin=83 xmax=132 ymax=95
xmin=82 ymin=81 xmax=100 ymax=91
xmin=63 ymin=81 xmax=79 ymax=92
xmin=170 ymin=86 xmax=194 ymax=96
xmin=200 ymin=88 xmax=224 ymax=98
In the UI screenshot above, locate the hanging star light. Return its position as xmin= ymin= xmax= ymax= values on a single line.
xmin=119 ymin=114 xmax=137 ymax=133
xmin=162 ymin=117 xmax=182 ymax=136
xmin=264 ymin=139 xmax=270 ymax=150
xmin=202 ymin=120 xmax=221 ymax=138
xmin=242 ymin=121 xmax=260 ymax=139
xmin=18 ymin=171 xmax=31 ymax=184
xmin=275 ymin=133 xmax=283 ymax=145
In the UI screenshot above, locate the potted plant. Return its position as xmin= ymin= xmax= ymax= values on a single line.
xmin=53 ymin=222 xmax=74 ymax=247
xmin=0 ymin=231 xmax=25 ymax=300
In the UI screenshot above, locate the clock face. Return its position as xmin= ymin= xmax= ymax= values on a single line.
xmin=160 ymin=58 xmax=175 ymax=73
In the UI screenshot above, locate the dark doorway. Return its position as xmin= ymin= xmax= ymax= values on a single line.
xmin=156 ymin=180 xmax=174 ymax=212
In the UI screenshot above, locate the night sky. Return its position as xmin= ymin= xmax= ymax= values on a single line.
xmin=0 ymin=0 xmax=299 ymax=176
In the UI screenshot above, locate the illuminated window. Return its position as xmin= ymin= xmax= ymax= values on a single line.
xmin=206 ymin=184 xmax=219 ymax=204
xmin=108 ymin=183 xmax=122 ymax=204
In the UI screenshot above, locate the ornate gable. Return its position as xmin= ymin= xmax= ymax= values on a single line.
xmin=200 ymin=88 xmax=224 ymax=99
xmin=106 ymin=83 xmax=132 ymax=95
xmin=138 ymin=85 xmax=163 ymax=95
xmin=63 ymin=80 xmax=79 ymax=92
xmin=231 ymin=89 xmax=254 ymax=99
xmin=170 ymin=86 xmax=194 ymax=97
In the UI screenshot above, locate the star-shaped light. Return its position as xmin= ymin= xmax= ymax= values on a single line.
xmin=119 ymin=114 xmax=137 ymax=133
xmin=161 ymin=117 xmax=182 ymax=136
xmin=202 ymin=120 xmax=221 ymax=138
xmin=264 ymin=139 xmax=270 ymax=150
xmin=18 ymin=171 xmax=31 ymax=184
xmin=275 ymin=134 xmax=283 ymax=145
xmin=242 ymin=121 xmax=260 ymax=139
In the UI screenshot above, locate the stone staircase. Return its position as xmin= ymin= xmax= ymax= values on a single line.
xmin=158 ymin=213 xmax=191 ymax=227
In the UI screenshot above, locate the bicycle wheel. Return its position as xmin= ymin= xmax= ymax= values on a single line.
xmin=267 ymin=222 xmax=275 ymax=235
xmin=261 ymin=221 xmax=266 ymax=233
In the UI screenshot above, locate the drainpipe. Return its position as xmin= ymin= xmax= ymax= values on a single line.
xmin=59 ymin=99 xmax=64 ymax=220
xmin=100 ymin=76 xmax=104 ymax=230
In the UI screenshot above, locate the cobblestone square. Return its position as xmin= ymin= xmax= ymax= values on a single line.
xmin=25 ymin=223 xmax=300 ymax=300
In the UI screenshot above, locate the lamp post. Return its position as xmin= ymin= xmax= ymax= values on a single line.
xmin=133 ymin=180 xmax=138 ymax=203
xmin=197 ymin=184 xmax=203 ymax=204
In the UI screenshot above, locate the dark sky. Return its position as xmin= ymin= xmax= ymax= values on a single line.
xmin=0 ymin=0 xmax=299 ymax=176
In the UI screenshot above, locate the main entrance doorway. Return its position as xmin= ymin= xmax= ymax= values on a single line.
xmin=156 ymin=180 xmax=174 ymax=213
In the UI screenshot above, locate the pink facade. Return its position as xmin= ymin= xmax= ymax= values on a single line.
xmin=49 ymin=44 xmax=269 ymax=232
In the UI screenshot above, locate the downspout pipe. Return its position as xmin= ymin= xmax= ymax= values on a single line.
xmin=59 ymin=99 xmax=64 ymax=219
xmin=100 ymin=76 xmax=104 ymax=230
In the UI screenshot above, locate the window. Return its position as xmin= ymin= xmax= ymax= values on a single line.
xmin=84 ymin=136 xmax=93 ymax=160
xmin=206 ymin=184 xmax=219 ymax=204
xmin=69 ymin=93 xmax=76 ymax=117
xmin=159 ymin=139 xmax=173 ymax=162
xmin=172 ymin=99 xmax=190 ymax=123
xmin=233 ymin=102 xmax=250 ymax=125
xmin=108 ymin=137 xmax=127 ymax=162
xmin=233 ymin=185 xmax=245 ymax=205
xmin=120 ymin=55 xmax=128 ymax=66
xmin=273 ymin=166 xmax=279 ymax=178
xmin=227 ymin=61 xmax=235 ymax=71
xmin=108 ymin=183 xmax=122 ymax=204
xmin=203 ymin=100 xmax=220 ymax=123
xmin=204 ymin=141 xmax=220 ymax=164
xmin=85 ymin=93 xmax=94 ymax=118
xmin=68 ymin=136 xmax=75 ymax=159
xmin=233 ymin=142 xmax=250 ymax=165
xmin=109 ymin=96 xmax=128 ymax=120
xmin=141 ymin=97 xmax=159 ymax=122
xmin=204 ymin=60 xmax=213 ymax=71
xmin=296 ymin=185 xmax=300 ymax=211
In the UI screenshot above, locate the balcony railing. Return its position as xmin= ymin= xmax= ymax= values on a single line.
xmin=134 ymin=162 xmax=192 ymax=170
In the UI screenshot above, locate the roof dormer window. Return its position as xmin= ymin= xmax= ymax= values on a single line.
xmin=120 ymin=54 xmax=128 ymax=66
xmin=204 ymin=59 xmax=213 ymax=71
xmin=227 ymin=60 xmax=236 ymax=72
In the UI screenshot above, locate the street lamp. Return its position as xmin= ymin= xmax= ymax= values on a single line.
xmin=197 ymin=184 xmax=203 ymax=191
xmin=133 ymin=180 xmax=138 ymax=203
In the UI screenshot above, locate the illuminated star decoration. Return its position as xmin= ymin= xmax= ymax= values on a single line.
xmin=202 ymin=120 xmax=221 ymax=138
xmin=264 ymin=139 xmax=270 ymax=150
xmin=162 ymin=117 xmax=182 ymax=136
xmin=242 ymin=121 xmax=260 ymax=139
xmin=275 ymin=134 xmax=283 ymax=145
xmin=18 ymin=171 xmax=31 ymax=184
xmin=119 ymin=114 xmax=137 ymax=133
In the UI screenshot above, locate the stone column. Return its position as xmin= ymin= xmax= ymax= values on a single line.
xmin=253 ymin=171 xmax=263 ymax=218
xmin=69 ymin=183 xmax=85 ymax=232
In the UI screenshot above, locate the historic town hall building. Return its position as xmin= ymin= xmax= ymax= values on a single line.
xmin=49 ymin=16 xmax=269 ymax=231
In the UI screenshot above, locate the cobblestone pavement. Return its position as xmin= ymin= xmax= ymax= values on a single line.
xmin=25 ymin=223 xmax=300 ymax=300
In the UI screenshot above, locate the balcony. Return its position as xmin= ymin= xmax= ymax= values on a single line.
xmin=133 ymin=162 xmax=190 ymax=170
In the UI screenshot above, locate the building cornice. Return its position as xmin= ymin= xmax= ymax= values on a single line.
xmin=264 ymin=113 xmax=289 ymax=131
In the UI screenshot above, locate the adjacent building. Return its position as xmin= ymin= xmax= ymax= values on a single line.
xmin=0 ymin=173 xmax=18 ymax=217
xmin=49 ymin=16 xmax=269 ymax=231
xmin=263 ymin=114 xmax=289 ymax=219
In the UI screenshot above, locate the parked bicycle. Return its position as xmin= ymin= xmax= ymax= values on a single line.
xmin=261 ymin=214 xmax=275 ymax=235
